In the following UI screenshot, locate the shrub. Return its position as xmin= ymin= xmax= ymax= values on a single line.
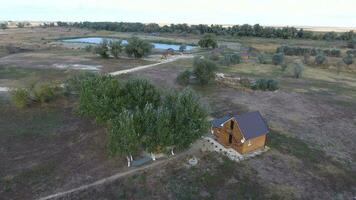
xmin=347 ymin=39 xmax=356 ymax=49
xmin=293 ymin=61 xmax=304 ymax=78
xmin=315 ymin=53 xmax=327 ymax=65
xmin=198 ymin=34 xmax=218 ymax=49
xmin=251 ymin=79 xmax=279 ymax=91
xmin=10 ymin=88 xmax=30 ymax=108
xmin=222 ymin=53 xmax=241 ymax=66
xmin=94 ymin=39 xmax=109 ymax=58
xmin=176 ymin=70 xmax=192 ymax=86
xmin=281 ymin=63 xmax=288 ymax=71
xmin=125 ymin=37 xmax=153 ymax=58
xmin=209 ymin=52 xmax=220 ymax=61
xmin=85 ymin=45 xmax=93 ymax=52
xmin=193 ymin=57 xmax=217 ymax=85
xmin=257 ymin=53 xmax=268 ymax=64
xmin=179 ymin=45 xmax=187 ymax=52
xmin=16 ymin=22 xmax=25 ymax=28
xmin=0 ymin=23 xmax=8 ymax=30
xmin=272 ymin=53 xmax=284 ymax=65
xmin=33 ymin=83 xmax=55 ymax=103
xmin=109 ymin=40 xmax=123 ymax=58
xmin=64 ymin=72 xmax=96 ymax=95
xmin=343 ymin=54 xmax=354 ymax=66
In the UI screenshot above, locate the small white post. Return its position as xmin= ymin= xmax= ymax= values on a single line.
xmin=171 ymin=148 xmax=175 ymax=156
xmin=126 ymin=156 xmax=131 ymax=167
xmin=151 ymin=152 xmax=156 ymax=161
xmin=130 ymin=155 xmax=133 ymax=161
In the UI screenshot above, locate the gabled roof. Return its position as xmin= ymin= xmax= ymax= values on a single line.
xmin=211 ymin=111 xmax=269 ymax=139
xmin=234 ymin=111 xmax=269 ymax=140
xmin=211 ymin=116 xmax=232 ymax=128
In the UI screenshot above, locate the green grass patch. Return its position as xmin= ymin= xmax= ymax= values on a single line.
xmin=0 ymin=106 xmax=66 ymax=137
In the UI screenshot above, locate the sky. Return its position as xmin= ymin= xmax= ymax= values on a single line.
xmin=1 ymin=0 xmax=355 ymax=27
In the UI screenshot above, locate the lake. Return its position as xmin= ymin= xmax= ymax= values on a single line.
xmin=61 ymin=37 xmax=195 ymax=51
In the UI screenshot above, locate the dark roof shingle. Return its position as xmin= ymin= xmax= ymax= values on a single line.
xmin=211 ymin=116 xmax=232 ymax=128
xmin=234 ymin=111 xmax=269 ymax=139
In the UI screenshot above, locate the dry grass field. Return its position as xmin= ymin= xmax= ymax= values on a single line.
xmin=0 ymin=27 xmax=355 ymax=199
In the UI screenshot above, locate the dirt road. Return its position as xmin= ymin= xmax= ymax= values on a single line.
xmin=109 ymin=54 xmax=194 ymax=76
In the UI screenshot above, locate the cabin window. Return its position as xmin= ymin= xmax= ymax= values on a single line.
xmin=229 ymin=134 xmax=232 ymax=144
xmin=230 ymin=120 xmax=234 ymax=130
xmin=248 ymin=140 xmax=252 ymax=146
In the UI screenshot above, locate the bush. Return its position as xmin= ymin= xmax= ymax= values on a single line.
xmin=16 ymin=22 xmax=25 ymax=28
xmin=257 ymin=53 xmax=268 ymax=64
xmin=343 ymin=54 xmax=354 ymax=65
xmin=85 ymin=45 xmax=93 ymax=52
xmin=109 ymin=40 xmax=123 ymax=58
xmin=293 ymin=61 xmax=304 ymax=78
xmin=347 ymin=39 xmax=356 ymax=49
xmin=0 ymin=23 xmax=8 ymax=30
xmin=10 ymin=88 xmax=30 ymax=108
xmin=222 ymin=53 xmax=241 ymax=66
xmin=315 ymin=53 xmax=327 ymax=65
xmin=251 ymin=79 xmax=279 ymax=91
xmin=193 ymin=57 xmax=217 ymax=85
xmin=33 ymin=83 xmax=55 ymax=103
xmin=277 ymin=45 xmax=341 ymax=57
xmin=94 ymin=39 xmax=109 ymax=58
xmin=209 ymin=52 xmax=220 ymax=61
xmin=176 ymin=70 xmax=192 ymax=86
xmin=64 ymin=72 xmax=96 ymax=95
xmin=179 ymin=45 xmax=186 ymax=52
xmin=272 ymin=53 xmax=284 ymax=65
xmin=125 ymin=37 xmax=153 ymax=58
xmin=281 ymin=63 xmax=288 ymax=71
xmin=198 ymin=34 xmax=218 ymax=49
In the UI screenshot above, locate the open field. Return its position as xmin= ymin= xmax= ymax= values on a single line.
xmin=0 ymin=27 xmax=355 ymax=199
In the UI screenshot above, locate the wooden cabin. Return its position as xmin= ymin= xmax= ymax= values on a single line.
xmin=211 ymin=111 xmax=268 ymax=154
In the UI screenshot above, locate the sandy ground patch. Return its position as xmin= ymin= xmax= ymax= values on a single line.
xmin=52 ymin=63 xmax=102 ymax=71
xmin=0 ymin=87 xmax=9 ymax=92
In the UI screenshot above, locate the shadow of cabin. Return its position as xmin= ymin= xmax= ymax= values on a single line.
xmin=211 ymin=111 xmax=268 ymax=154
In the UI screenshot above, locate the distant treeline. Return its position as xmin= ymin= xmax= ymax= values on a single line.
xmin=277 ymin=45 xmax=341 ymax=57
xmin=56 ymin=21 xmax=356 ymax=41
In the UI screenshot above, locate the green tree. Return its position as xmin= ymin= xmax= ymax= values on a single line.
xmin=108 ymin=110 xmax=141 ymax=156
xmin=78 ymin=74 xmax=123 ymax=124
xmin=176 ymin=70 xmax=192 ymax=86
xmin=222 ymin=53 xmax=242 ymax=66
xmin=193 ymin=58 xmax=217 ymax=85
xmin=95 ymin=39 xmax=110 ymax=58
xmin=122 ymin=79 xmax=161 ymax=110
xmin=109 ymin=40 xmax=123 ymax=58
xmin=272 ymin=53 xmax=284 ymax=65
xmin=198 ymin=34 xmax=218 ymax=49
xmin=163 ymin=88 xmax=209 ymax=150
xmin=125 ymin=37 xmax=153 ymax=58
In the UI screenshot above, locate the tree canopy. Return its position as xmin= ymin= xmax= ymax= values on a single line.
xmin=193 ymin=57 xmax=217 ymax=85
xmin=72 ymin=74 xmax=209 ymax=157
xmin=125 ymin=37 xmax=153 ymax=58
xmin=198 ymin=34 xmax=218 ymax=49
xmin=57 ymin=21 xmax=356 ymax=41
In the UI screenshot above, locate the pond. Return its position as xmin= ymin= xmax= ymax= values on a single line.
xmin=61 ymin=37 xmax=195 ymax=51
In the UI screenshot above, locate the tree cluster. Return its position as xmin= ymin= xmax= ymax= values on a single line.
xmin=93 ymin=37 xmax=150 ymax=59
xmin=74 ymin=75 xmax=209 ymax=157
xmin=193 ymin=57 xmax=217 ymax=85
xmin=251 ymin=79 xmax=279 ymax=91
xmin=56 ymin=21 xmax=356 ymax=41
xmin=198 ymin=34 xmax=218 ymax=49
xmin=276 ymin=45 xmax=341 ymax=57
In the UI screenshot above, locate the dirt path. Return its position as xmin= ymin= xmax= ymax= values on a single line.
xmin=109 ymin=54 xmax=193 ymax=76
xmin=38 ymin=148 xmax=194 ymax=200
